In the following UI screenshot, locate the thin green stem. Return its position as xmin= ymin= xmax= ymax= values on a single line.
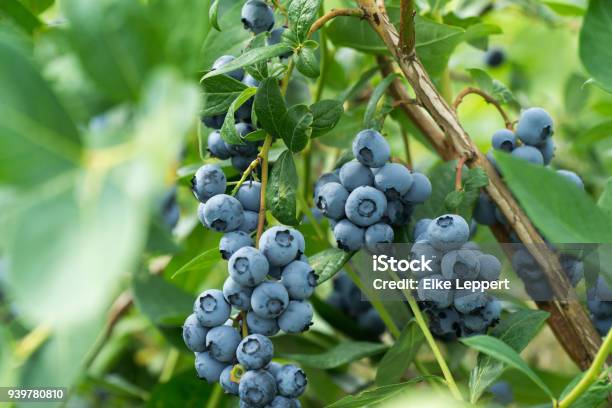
xmin=400 ymin=128 xmax=412 ymax=169
xmin=387 ymin=269 xmax=463 ymax=400
xmin=297 ymin=193 xmax=327 ymax=243
xmin=314 ymin=3 xmax=329 ymax=103
xmin=281 ymin=59 xmax=295 ymax=96
xmin=558 ymin=328 xmax=612 ymax=408
xmin=255 ymin=134 xmax=273 ymax=245
xmin=231 ymin=157 xmax=261 ymax=195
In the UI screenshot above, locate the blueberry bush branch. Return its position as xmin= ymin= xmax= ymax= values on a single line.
xmin=453 ymin=87 xmax=514 ymax=130
xmin=307 ymin=8 xmax=365 ymax=38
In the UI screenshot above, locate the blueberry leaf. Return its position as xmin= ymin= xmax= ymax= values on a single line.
xmin=279 ymin=341 xmax=387 ymax=369
xmin=202 ymin=43 xmax=293 ymax=79
xmin=0 ymin=0 xmax=41 ymax=34
xmin=281 ymin=104 xmax=313 ymax=152
xmin=244 ymin=32 xmax=269 ymax=81
xmin=201 ymin=74 xmax=248 ymax=116
xmin=363 ymin=73 xmax=399 ymax=129
xmin=310 ymin=99 xmax=344 ymax=137
xmin=295 ymin=47 xmax=320 ymax=78
xmin=209 ymin=0 xmax=220 ymax=31
xmin=171 ymin=247 xmax=222 ymax=279
xmin=375 ymin=320 xmax=424 ymax=386
xmin=311 ymin=248 xmax=352 ymax=284
xmin=254 ymin=77 xmax=287 ymax=139
xmin=266 ymin=150 xmax=298 ymax=225
xmin=220 ymin=87 xmax=257 ymax=145
xmin=287 ymin=0 xmax=322 ymax=42
xmin=326 ymin=378 xmax=441 ymax=408
xmin=579 ymin=0 xmax=612 ymax=93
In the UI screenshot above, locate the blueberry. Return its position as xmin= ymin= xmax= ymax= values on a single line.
xmin=481 ymin=298 xmax=502 ymax=326
xmin=441 ymin=249 xmax=480 ymax=280
xmin=417 ymin=275 xmax=453 ymax=308
xmin=315 ymin=182 xmax=349 ymax=220
xmin=486 ymin=149 xmax=500 ymax=173
xmin=357 ymin=308 xmax=386 ymax=336
xmin=268 ymin=264 xmax=283 ymax=280
xmin=402 ymin=172 xmax=432 ymax=204
xmin=220 ymin=365 xmax=239 ymax=395
xmin=560 ymin=254 xmax=583 ymax=286
xmin=229 ymin=123 xmax=258 ymax=155
xmin=182 ymin=313 xmax=208 ymax=352
xmin=212 ymin=55 xmax=244 ymax=81
xmin=278 ymin=300 xmax=313 ymax=333
xmin=266 ymin=396 xmax=297 ymax=408
xmin=207 ymin=130 xmax=231 ymax=159
xmin=374 ymin=163 xmax=413 ymax=200
xmin=332 ymin=272 xmax=371 ymax=315
xmin=345 ymin=186 xmax=387 ymax=227
xmin=239 ymin=370 xmax=277 ymax=407
xmin=202 ymin=114 xmax=225 ymax=130
xmin=220 ymin=231 xmax=254 ymax=260
xmin=364 ymin=223 xmax=394 ymax=251
xmin=232 ymin=154 xmax=258 ymax=172
xmin=251 ymin=281 xmax=289 ymax=318
xmin=275 ymin=364 xmax=307 ymax=398
xmin=462 ymin=313 xmax=488 ymax=333
xmin=477 ymin=254 xmax=502 ymax=281
xmin=206 ymin=325 xmax=241 ymax=363
xmin=236 ymin=181 xmax=262 ymax=212
xmin=203 ymin=194 xmax=245 ymax=232
xmin=384 ymin=199 xmax=412 ymax=227
xmin=484 ymin=48 xmax=505 ymax=68
xmin=194 ymin=289 xmax=231 ymax=327
xmin=243 ymin=74 xmax=260 ymax=88
xmin=556 ymin=170 xmax=584 ymax=190
xmin=223 ymin=277 xmax=253 ymax=311
xmin=313 ymin=172 xmax=341 ymax=200
xmin=491 ymin=129 xmax=516 ymax=152
xmin=267 ymin=26 xmax=293 ymax=58
xmin=539 ymin=137 xmax=555 ymax=165
xmin=259 ymin=226 xmax=300 ymax=267
xmin=453 ymin=289 xmax=487 ymax=314
xmin=333 ymin=219 xmax=364 ymax=252
xmin=241 ymin=0 xmax=275 ymax=34
xmin=281 ymin=261 xmax=317 ymax=300
xmin=595 ymin=276 xmax=612 ymax=300
xmin=593 ymin=316 xmax=612 ymax=336
xmin=426 ymin=214 xmax=470 ymax=251
xmin=291 ymin=229 xmax=306 ymax=258
xmin=413 ymin=218 xmax=432 ymax=241
xmin=511 ymin=249 xmax=543 ymax=282
xmin=352 ymin=129 xmax=390 ymax=168
xmin=489 ymin=382 xmax=514 ymax=405
xmin=229 ymin=246 xmax=270 ymax=287
xmin=512 ymin=145 xmax=544 ymax=165
xmin=239 ymin=210 xmax=259 ymax=233
xmin=191 ymin=164 xmax=227 ymax=203
xmin=409 ymin=241 xmax=441 ymax=278
xmin=237 ymin=334 xmax=274 ymax=370
xmin=339 ymin=160 xmax=374 ymax=192
xmin=473 ymin=192 xmax=497 ymax=226
xmin=428 ymin=307 xmax=461 ymax=339
xmin=161 ymin=188 xmax=180 ymax=229
xmin=516 ymin=107 xmax=554 ymax=146
xmin=246 ymin=310 xmax=280 ymax=336
xmin=194 ymin=351 xmax=226 ymax=382
xmin=235 ymin=98 xmax=254 ymax=122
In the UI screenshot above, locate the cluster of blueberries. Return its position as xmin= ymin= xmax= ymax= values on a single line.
xmin=326 ymin=271 xmax=386 ymax=338
xmin=183 ymin=225 xmax=314 ymax=407
xmin=203 ymin=1 xmax=291 ymax=172
xmin=411 ymin=214 xmax=502 ymax=339
xmin=314 ymin=129 xmax=432 ymax=252
xmin=587 ymin=277 xmax=612 ymax=336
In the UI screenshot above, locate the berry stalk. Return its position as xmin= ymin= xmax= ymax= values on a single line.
xmin=256 ymin=134 xmax=273 ymax=246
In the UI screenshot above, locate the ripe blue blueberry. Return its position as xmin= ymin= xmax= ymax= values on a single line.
xmin=481 ymin=298 xmax=502 ymax=326
xmin=315 ymin=182 xmax=349 ymax=220
xmin=426 ymin=214 xmax=470 ymax=251
xmin=236 ymin=181 xmax=262 ymax=212
xmin=357 ymin=308 xmax=386 ymax=336
xmin=516 ymin=107 xmax=554 ymax=146
xmin=223 ymin=277 xmax=253 ymax=311
xmin=275 ymin=364 xmax=307 ymax=398
xmin=239 ymin=210 xmax=259 ymax=233
xmin=194 ymin=351 xmax=226 ymax=382
xmin=484 ymin=48 xmax=505 ymax=68
xmin=239 ymin=369 xmax=277 ymax=407
xmin=477 ymin=254 xmax=502 ymax=282
xmin=241 ymin=0 xmax=275 ymax=34
xmin=191 ymin=164 xmax=227 ymax=203
xmin=281 ymin=261 xmax=318 ymax=300
xmin=402 ymin=172 xmax=432 ymax=204
xmin=206 ymin=325 xmax=242 ymax=363
xmin=278 ymin=300 xmax=313 ymax=333
xmin=511 ymin=145 xmax=544 ymax=165
xmin=560 ymin=254 xmax=583 ymax=286
xmin=251 ymin=281 xmax=289 ymax=318
xmin=333 ymin=219 xmax=364 ymax=252
xmin=511 ymin=249 xmax=543 ymax=282
xmin=332 ymin=272 xmax=371 ymax=315
xmin=441 ymin=249 xmax=480 ymax=280
xmin=489 ymin=382 xmax=514 ymax=405
xmin=194 ymin=289 xmax=231 ymax=327
xmin=374 ymin=163 xmax=413 ymax=199
xmin=243 ymin=74 xmax=260 ymax=88
xmin=539 ymin=137 xmax=555 ymax=165
xmin=220 ymin=365 xmax=239 ymax=395
xmin=428 ymin=307 xmax=460 ymax=339
xmin=290 ymin=229 xmax=306 ymax=258
xmin=220 ymin=231 xmax=253 ymax=260
xmin=229 ymin=246 xmax=270 ymax=287
xmin=202 ymin=114 xmax=225 ymax=129
xmin=352 ymin=129 xmax=390 ymax=168
xmin=232 ymin=154 xmax=258 ymax=172
xmin=417 ymin=274 xmax=453 ymax=308
xmin=345 ymin=186 xmax=387 ymax=227
xmin=313 ymin=171 xmax=341 ymax=199
xmin=413 ymin=218 xmax=432 ymax=241
xmin=182 ymin=313 xmax=208 ymax=352
xmin=410 ymin=241 xmax=440 ymax=278
xmin=246 ymin=310 xmax=280 ymax=336
xmin=207 ymin=130 xmax=231 ymax=159
xmin=212 ymin=55 xmax=245 ymax=81
xmin=339 ymin=160 xmax=374 ymax=191
xmin=453 ymin=289 xmax=487 ymax=314
xmin=384 ymin=199 xmax=412 ymax=227
xmin=473 ymin=192 xmax=497 ymax=226
xmin=267 ymin=26 xmax=293 ymax=58
xmin=203 ymin=194 xmax=245 ymax=232
xmin=364 ymin=223 xmax=394 ymax=251
xmin=556 ymin=169 xmax=584 ymax=190
xmin=237 ymin=334 xmax=274 ymax=370
xmin=267 ymin=396 xmax=298 ymax=408
xmin=259 ymin=226 xmax=300 ymax=267
xmin=491 ymin=129 xmax=516 ymax=152
xmin=462 ymin=313 xmax=488 ymax=333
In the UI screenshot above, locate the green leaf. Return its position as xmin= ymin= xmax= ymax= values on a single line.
xmin=281 ymin=104 xmax=313 ymax=152
xmin=310 ymin=99 xmax=344 ymax=137
xmin=202 ymin=43 xmax=293 ymax=79
xmin=287 ymin=0 xmax=322 ymax=42
xmin=266 ymin=150 xmax=298 ymax=225
xmin=494 ymin=151 xmax=612 ymax=243
xmin=464 ymin=167 xmax=489 ymax=190
xmin=559 ymin=374 xmax=612 ymax=408
xmin=364 ymin=74 xmax=399 ymax=129
xmin=19 ymin=0 xmax=54 ymax=15
xmin=469 ymin=309 xmax=550 ymax=402
xmin=147 ymin=371 xmax=228 ymax=408
xmin=244 ymin=128 xmax=267 ymax=142
xmin=338 ymin=67 xmax=378 ymax=102
xmin=295 ymin=47 xmax=320 ymax=78
xmin=171 ymin=247 xmax=221 ymax=279
xmin=564 ymin=73 xmax=591 ymax=114
xmin=462 ymin=335 xmax=554 ymax=399
xmin=579 ymin=0 xmax=612 ymax=92
xmin=467 ymin=68 xmax=519 ymax=108
xmin=254 ymin=77 xmax=287 ymax=139
xmin=311 ymin=295 xmax=381 ymax=342
xmin=0 ymin=39 xmax=81 ymax=188
xmin=326 ymin=378 xmax=439 ymax=408
xmin=311 ymin=249 xmax=352 ymax=284
xmin=444 ymin=190 xmax=465 ymax=210
xmin=243 ymin=33 xmax=270 ymax=81
xmin=201 ymin=74 xmax=248 ymax=116
xmin=375 ymin=320 xmax=424 ymax=386
xmin=63 ymin=0 xmax=161 ymax=101
xmin=133 ymin=269 xmax=193 ymax=326
xmin=0 ymin=0 xmax=41 ymax=34
xmin=220 ymin=87 xmax=257 ymax=145
xmin=597 ymin=177 xmax=612 ymax=221
xmin=209 ymin=0 xmax=220 ymax=31
xmin=280 ymin=341 xmax=387 ymax=369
